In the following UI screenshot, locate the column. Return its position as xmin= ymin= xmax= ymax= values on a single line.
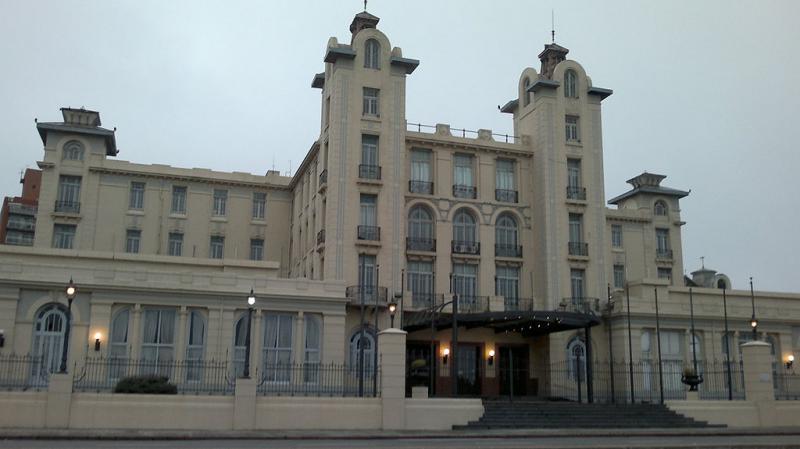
xmin=129 ymin=304 xmax=142 ymax=360
xmin=741 ymin=341 xmax=775 ymax=402
xmin=378 ymin=328 xmax=407 ymax=430
xmin=176 ymin=307 xmax=188 ymax=361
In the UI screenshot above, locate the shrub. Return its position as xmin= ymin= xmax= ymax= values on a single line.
xmin=114 ymin=375 xmax=178 ymax=394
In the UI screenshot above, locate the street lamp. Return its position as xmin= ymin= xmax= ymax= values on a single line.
xmin=243 ymin=288 xmax=255 ymax=378
xmin=749 ymin=277 xmax=758 ymax=340
xmin=388 ymin=293 xmax=399 ymax=328
xmin=59 ymin=278 xmax=77 ymax=373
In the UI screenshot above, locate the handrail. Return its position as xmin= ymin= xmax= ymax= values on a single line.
xmin=407 ymin=122 xmax=520 ymax=144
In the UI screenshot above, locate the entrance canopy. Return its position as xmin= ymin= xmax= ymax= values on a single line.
xmin=403 ymin=309 xmax=601 ymax=337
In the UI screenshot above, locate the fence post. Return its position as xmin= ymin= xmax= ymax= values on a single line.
xmin=45 ymin=372 xmax=74 ymax=428
xmin=378 ymin=328 xmax=407 ymax=430
xmin=233 ymin=377 xmax=257 ymax=430
xmin=741 ymin=341 xmax=775 ymax=402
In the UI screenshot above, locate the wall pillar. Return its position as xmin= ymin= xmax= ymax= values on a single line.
xmin=741 ymin=341 xmax=775 ymax=402
xmin=233 ymin=377 xmax=257 ymax=430
xmin=45 ymin=372 xmax=73 ymax=428
xmin=378 ymin=328 xmax=406 ymax=430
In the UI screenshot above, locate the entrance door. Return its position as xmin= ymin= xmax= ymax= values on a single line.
xmin=499 ymin=346 xmax=529 ymax=397
xmin=406 ymin=343 xmax=435 ymax=397
xmin=456 ymin=344 xmax=481 ymax=396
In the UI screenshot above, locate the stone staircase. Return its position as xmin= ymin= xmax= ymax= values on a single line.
xmin=454 ymin=400 xmax=723 ymax=429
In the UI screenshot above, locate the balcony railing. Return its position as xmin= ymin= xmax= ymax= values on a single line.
xmin=558 ymin=297 xmax=600 ymax=315
xmin=8 ymin=203 xmax=37 ymax=215
xmin=6 ymin=218 xmax=35 ymax=231
xmin=502 ymin=297 xmax=535 ymax=312
xmin=568 ymin=241 xmax=589 ymax=256
xmin=409 ymin=180 xmax=433 ymax=195
xmin=4 ymin=232 xmax=34 ymax=246
xmin=451 ymin=240 xmax=480 ymax=255
xmin=358 ymin=164 xmax=381 ymax=180
xmin=456 ymin=295 xmax=490 ymax=314
xmin=452 ymin=184 xmax=477 ymax=199
xmin=318 ymin=169 xmax=328 ymax=189
xmin=357 ymin=225 xmax=380 ymax=241
xmin=495 ymin=244 xmax=522 ymax=258
xmin=346 ymin=286 xmax=388 ymax=305
xmin=406 ymin=237 xmax=436 ymax=252
xmin=656 ymin=249 xmax=674 ymax=259
xmin=566 ymin=185 xmax=587 ymax=201
xmin=54 ymin=200 xmax=80 ymax=214
xmin=495 ymin=189 xmax=518 ymax=203
xmin=316 ymin=229 xmax=326 ymax=245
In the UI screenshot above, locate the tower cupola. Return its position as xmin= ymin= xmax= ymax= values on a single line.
xmin=538 ymin=43 xmax=569 ymax=79
xmin=349 ymin=11 xmax=380 ymax=37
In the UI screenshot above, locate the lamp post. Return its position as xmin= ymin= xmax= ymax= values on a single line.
xmin=749 ymin=277 xmax=758 ymax=341
xmin=243 ymin=289 xmax=255 ymax=378
xmin=388 ymin=294 xmax=399 ymax=328
xmin=683 ymin=288 xmax=703 ymax=392
xmin=605 ymin=283 xmax=616 ymax=404
xmin=654 ymin=287 xmax=665 ymax=405
xmin=722 ymin=287 xmax=733 ymax=401
xmin=59 ymin=278 xmax=77 ymax=373
xmin=625 ymin=282 xmax=635 ymax=403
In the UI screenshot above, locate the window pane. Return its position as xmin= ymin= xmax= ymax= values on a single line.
xmin=171 ymin=186 xmax=187 ymax=214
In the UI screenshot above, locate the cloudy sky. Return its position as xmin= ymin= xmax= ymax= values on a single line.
xmin=1 ymin=0 xmax=798 ymax=292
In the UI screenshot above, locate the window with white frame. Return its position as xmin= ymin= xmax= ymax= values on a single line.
xmin=108 ymin=308 xmax=130 ymax=379
xmin=212 ymin=189 xmax=227 ymax=216
xmin=656 ymin=228 xmax=670 ymax=254
xmin=453 ymin=154 xmax=474 ymax=187
xmin=495 ymin=265 xmax=520 ymax=308
xmin=62 ymin=140 xmax=84 ymax=161
xmin=570 ymin=269 xmax=585 ymax=299
xmin=252 ymin=192 xmax=266 ymax=219
xmin=52 ymin=224 xmax=76 ymax=249
xmin=567 ymin=337 xmax=586 ymax=380
xmin=453 ymin=262 xmax=478 ymax=304
xmin=56 ymin=175 xmax=81 ymax=212
xmin=304 ymin=314 xmax=322 ymax=383
xmin=129 ymin=182 xmax=145 ymax=210
xmin=357 ymin=254 xmax=377 ymax=303
xmin=564 ymin=69 xmax=578 ymax=98
xmin=613 ymin=264 xmax=625 ymax=289
xmin=210 ymin=236 xmax=224 ymax=259
xmin=171 ymin=186 xmax=187 ymax=214
xmin=168 ymin=232 xmax=183 ymax=256
xmin=569 ymin=213 xmax=583 ymax=243
xmin=125 ymin=229 xmax=141 ymax=253
xmin=611 ymin=224 xmax=623 ymax=248
xmin=407 ymin=205 xmax=434 ymax=245
xmin=141 ymin=309 xmax=176 ymax=376
xmin=365 ymin=39 xmax=380 ymax=69
xmin=31 ymin=304 xmax=68 ymax=378
xmin=250 ymin=238 xmax=264 ymax=261
xmin=185 ymin=310 xmax=205 ymax=382
xmin=495 ymin=159 xmax=515 ymax=191
xmin=495 ymin=213 xmax=519 ymax=252
xmin=453 ymin=209 xmax=477 ymax=244
xmin=363 ymin=87 xmax=379 ymax=117
xmin=359 ymin=194 xmax=377 ymax=227
xmin=361 ymin=135 xmax=379 ymax=168
xmin=565 ymin=115 xmax=580 ymax=142
xmin=407 ymin=260 xmax=434 ymax=308
xmin=411 ymin=149 xmax=431 ymax=181
xmin=349 ymin=329 xmax=375 ymax=375
xmin=567 ymin=159 xmax=581 ymax=188
xmin=262 ymin=314 xmax=294 ymax=382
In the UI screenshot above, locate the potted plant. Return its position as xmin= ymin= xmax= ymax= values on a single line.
xmin=680 ymin=366 xmax=703 ymax=391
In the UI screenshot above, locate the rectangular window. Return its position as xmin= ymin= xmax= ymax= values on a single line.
xmin=570 ymin=269 xmax=585 ymax=299
xmin=567 ymin=159 xmax=581 ymax=187
xmin=56 ymin=175 xmax=81 ymax=212
xmin=357 ymin=254 xmax=377 ymax=303
xmin=407 ymin=260 xmax=434 ymax=308
xmin=569 ymin=213 xmax=583 ymax=243
xmin=410 ymin=149 xmax=431 ymax=182
xmin=262 ymin=314 xmax=294 ymax=382
xmin=213 ymin=189 xmax=227 ymax=216
xmin=454 ymin=154 xmax=474 ymax=186
xmin=210 ymin=236 xmax=224 ymax=259
xmin=303 ymin=314 xmax=322 ymax=383
xmin=52 ymin=224 xmax=76 ymax=249
xmin=168 ymin=232 xmax=183 ymax=256
xmin=125 ymin=229 xmax=141 ymax=253
xmin=613 ymin=264 xmax=625 ymax=289
xmin=495 ymin=159 xmax=515 ymax=190
xmin=250 ymin=238 xmax=264 ymax=261
xmin=361 ymin=134 xmax=379 ymax=167
xmin=185 ymin=310 xmax=205 ymax=382
xmin=252 ymin=192 xmax=266 ymax=219
xmin=129 ymin=182 xmax=145 ymax=210
xmin=453 ymin=262 xmax=478 ymax=307
xmin=141 ymin=309 xmax=176 ymax=376
xmin=656 ymin=228 xmax=670 ymax=252
xmin=362 ymin=87 xmax=379 ymax=116
xmin=658 ymin=267 xmax=672 ymax=281
xmin=359 ymin=194 xmax=377 ymax=227
xmin=171 ymin=186 xmax=187 ymax=214
xmin=611 ymin=224 xmax=623 ymax=248
xmin=565 ymin=115 xmax=580 ymax=142
xmin=496 ymin=265 xmax=520 ymax=308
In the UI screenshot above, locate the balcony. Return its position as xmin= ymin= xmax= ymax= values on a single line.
xmin=409 ymin=180 xmax=433 ymax=195
xmin=54 ymin=201 xmax=80 ymax=214
xmin=566 ymin=185 xmax=587 ymax=201
xmin=455 ymin=295 xmax=489 ymax=314
xmin=318 ymin=169 xmax=328 ymax=192
xmin=452 ymin=184 xmax=477 ymax=199
xmin=495 ymin=189 xmax=518 ymax=203
xmin=451 ymin=240 xmax=480 ymax=255
xmin=406 ymin=237 xmax=436 ymax=252
xmin=6 ymin=218 xmax=35 ymax=232
xmin=4 ymin=231 xmax=34 ymax=246
xmin=495 ymin=244 xmax=522 ymax=258
xmin=656 ymin=248 xmax=674 ymax=260
xmin=316 ymin=229 xmax=326 ymax=245
xmin=358 ymin=164 xmax=381 ymax=180
xmin=357 ymin=225 xmax=380 ymax=241
xmin=8 ymin=203 xmax=37 ymax=215
xmin=559 ymin=297 xmax=600 ymax=315
xmin=346 ymin=285 xmax=388 ymax=305
xmin=568 ymin=241 xmax=589 ymax=257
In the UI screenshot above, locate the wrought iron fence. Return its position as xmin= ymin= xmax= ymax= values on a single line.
xmin=73 ymin=357 xmax=234 ymax=395
xmin=256 ymin=363 xmax=380 ymax=397
xmin=0 ymin=354 xmax=49 ymax=391
xmin=775 ymin=372 xmax=800 ymax=400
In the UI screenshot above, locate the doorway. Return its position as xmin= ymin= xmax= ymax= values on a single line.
xmin=499 ymin=345 xmax=529 ymax=397
xmin=456 ymin=344 xmax=481 ymax=396
xmin=406 ymin=342 xmax=436 ymax=397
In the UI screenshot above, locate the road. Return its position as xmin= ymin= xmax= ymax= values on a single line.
xmin=1 ymin=435 xmax=800 ymax=449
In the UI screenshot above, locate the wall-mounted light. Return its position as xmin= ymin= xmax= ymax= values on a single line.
xmin=442 ymin=348 xmax=450 ymax=365
xmin=488 ymin=349 xmax=495 ymax=366
xmin=787 ymin=354 xmax=795 ymax=370
xmin=0 ymin=329 xmax=5 ymax=348
xmin=94 ymin=332 xmax=102 ymax=351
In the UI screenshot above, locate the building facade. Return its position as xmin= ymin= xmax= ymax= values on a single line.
xmin=0 ymin=10 xmax=798 ymax=401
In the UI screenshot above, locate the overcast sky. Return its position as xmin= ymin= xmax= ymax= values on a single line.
xmin=1 ymin=0 xmax=798 ymax=293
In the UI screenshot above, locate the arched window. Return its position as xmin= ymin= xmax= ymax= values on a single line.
xmin=365 ymin=39 xmax=380 ymax=69
xmin=108 ymin=308 xmax=130 ymax=380
xmin=233 ymin=314 xmax=249 ymax=378
xmin=32 ymin=304 xmax=68 ymax=379
xmin=349 ymin=329 xmax=376 ymax=376
xmin=408 ymin=205 xmax=434 ymax=250
xmin=566 ymin=337 xmax=586 ymax=381
xmin=185 ymin=310 xmax=206 ymax=382
xmin=522 ymin=77 xmax=531 ymax=106
xmin=453 ymin=209 xmax=477 ymax=244
xmin=495 ymin=213 xmax=519 ymax=256
xmin=654 ymin=200 xmax=668 ymax=216
xmin=717 ymin=279 xmax=727 ymax=289
xmin=564 ymin=70 xmax=578 ymax=98
xmin=62 ymin=140 xmax=84 ymax=161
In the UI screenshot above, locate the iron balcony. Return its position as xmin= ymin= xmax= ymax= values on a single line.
xmin=358 ymin=164 xmax=381 ymax=180
xmin=452 ymin=240 xmax=480 ymax=255
xmin=406 ymin=237 xmax=436 ymax=252
xmin=409 ymin=180 xmax=433 ymax=195
xmin=357 ymin=225 xmax=380 ymax=241
xmin=568 ymin=241 xmax=589 ymax=256
xmin=452 ymin=184 xmax=477 ymax=199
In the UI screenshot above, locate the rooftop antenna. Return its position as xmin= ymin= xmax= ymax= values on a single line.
xmin=364 ymin=0 xmax=367 ymax=11
xmin=700 ymin=256 xmax=705 ymax=269
xmin=272 ymin=155 xmax=276 ymax=172
xmin=551 ymin=10 xmax=555 ymax=43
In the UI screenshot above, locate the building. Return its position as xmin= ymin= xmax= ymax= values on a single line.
xmin=0 ymin=9 xmax=798 ymax=404
xmin=0 ymin=168 xmax=41 ymax=246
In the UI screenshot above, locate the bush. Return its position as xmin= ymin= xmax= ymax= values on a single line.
xmin=114 ymin=375 xmax=178 ymax=394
